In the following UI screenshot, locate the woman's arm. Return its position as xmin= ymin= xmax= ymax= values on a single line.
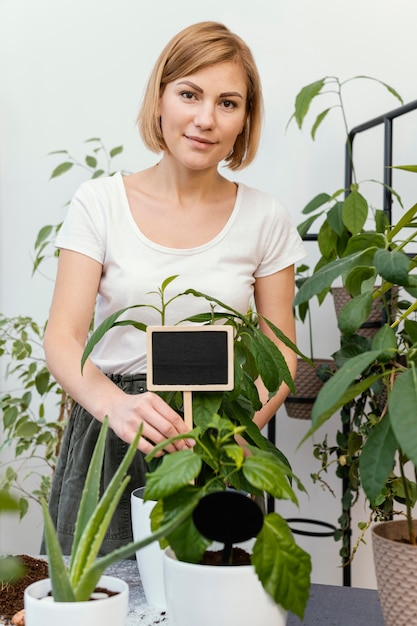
xmin=252 ymin=264 xmax=298 ymax=431
xmin=43 ymin=249 xmax=191 ymax=454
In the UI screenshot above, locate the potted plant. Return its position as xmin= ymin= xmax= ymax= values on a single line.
xmin=294 ymin=149 xmax=417 ymax=625
xmin=287 ymin=74 xmax=415 ymax=563
xmin=24 ymin=416 xmax=192 ymax=626
xmin=81 ymin=276 xmax=312 ymax=623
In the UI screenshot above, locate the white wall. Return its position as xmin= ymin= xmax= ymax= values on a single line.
xmin=1 ymin=0 xmax=416 ymax=589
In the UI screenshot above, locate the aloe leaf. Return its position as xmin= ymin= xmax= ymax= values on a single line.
xmin=69 ymin=423 xmax=143 ymax=584
xmin=75 ymin=491 xmax=199 ymax=597
xmin=70 ymin=417 xmax=109 ymax=562
xmin=42 ymin=499 xmax=75 ymax=602
xmin=252 ymin=513 xmax=311 ymax=619
xmin=359 ymin=413 xmax=397 ymax=504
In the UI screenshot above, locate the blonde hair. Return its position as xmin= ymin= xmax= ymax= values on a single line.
xmin=138 ymin=21 xmax=263 ymax=170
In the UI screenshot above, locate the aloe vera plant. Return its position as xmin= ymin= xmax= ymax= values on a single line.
xmin=42 ymin=417 xmax=193 ymax=602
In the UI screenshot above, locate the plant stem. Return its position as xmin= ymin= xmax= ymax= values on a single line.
xmin=398 ymin=451 xmax=416 ymax=545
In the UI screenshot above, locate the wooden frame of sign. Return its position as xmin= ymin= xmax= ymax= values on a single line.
xmin=146 ymin=325 xmax=234 ymax=429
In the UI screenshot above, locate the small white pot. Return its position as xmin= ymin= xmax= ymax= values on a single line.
xmin=24 ymin=575 xmax=128 ymax=626
xmin=131 ymin=486 xmax=166 ymax=609
xmin=163 ymin=547 xmax=287 ymax=626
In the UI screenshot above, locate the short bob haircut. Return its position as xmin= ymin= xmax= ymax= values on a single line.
xmin=138 ymin=21 xmax=263 ymax=171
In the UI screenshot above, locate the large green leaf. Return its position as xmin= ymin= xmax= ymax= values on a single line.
xmin=252 ymin=513 xmax=311 ymax=619
xmin=303 ymin=350 xmax=385 ymax=439
xmin=243 ymin=450 xmax=299 ymax=504
xmin=342 ymin=190 xmax=368 ymax=234
xmin=337 ymin=292 xmax=372 ymax=336
xmin=374 ymin=249 xmax=411 ymax=285
xmin=294 ymin=250 xmax=374 ymax=306
xmin=359 ymin=413 xmax=398 ymax=504
xmin=389 ymin=369 xmax=417 ymax=466
xmin=145 ymin=450 xmax=202 ymax=500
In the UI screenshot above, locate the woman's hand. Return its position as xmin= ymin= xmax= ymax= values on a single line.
xmin=106 ymin=390 xmax=193 ymax=455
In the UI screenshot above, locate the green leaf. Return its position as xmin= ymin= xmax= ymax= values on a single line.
xmin=294 ymin=250 xmax=374 ymax=306
xmin=15 ymin=422 xmax=40 ymax=438
xmin=389 ymin=369 xmax=417 ymax=466
xmin=81 ymin=305 xmax=149 ymax=370
xmin=359 ymin=413 xmax=397 ymax=504
xmin=301 ymin=193 xmax=331 ymax=215
xmin=294 ymin=78 xmax=326 ymax=128
xmin=243 ymin=450 xmax=298 ymax=504
xmin=70 ymin=416 xmax=109 ymax=563
xmin=42 ymin=499 xmax=75 ymax=601
xmin=392 ymin=164 xmax=417 ymax=173
xmin=342 ymin=190 xmax=368 ymax=234
xmin=252 ymin=513 xmax=311 ymax=619
xmin=85 ymin=155 xmax=97 ymax=168
xmin=145 ymin=450 xmax=202 ymax=500
xmin=374 ymin=249 xmax=411 ymax=285
xmin=338 ymin=292 xmax=372 ymax=336
xmin=311 ymin=108 xmax=331 ymax=139
xmin=344 ymin=266 xmax=375 ymax=297
xmin=303 ymin=350 xmax=385 ymax=438
xmin=192 ymin=393 xmax=223 ymax=429
xmin=50 ymin=161 xmax=74 ymax=179
xmin=109 ymin=145 xmax=123 ymax=158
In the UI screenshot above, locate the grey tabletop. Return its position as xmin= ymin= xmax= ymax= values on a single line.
xmin=105 ymin=560 xmax=385 ymax=626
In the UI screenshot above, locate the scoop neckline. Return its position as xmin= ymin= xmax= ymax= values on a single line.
xmin=115 ymin=171 xmax=242 ymax=255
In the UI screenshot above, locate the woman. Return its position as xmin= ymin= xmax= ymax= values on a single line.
xmin=43 ymin=21 xmax=306 ymax=554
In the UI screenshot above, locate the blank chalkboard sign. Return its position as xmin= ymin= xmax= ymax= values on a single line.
xmin=147 ymin=325 xmax=234 ymax=391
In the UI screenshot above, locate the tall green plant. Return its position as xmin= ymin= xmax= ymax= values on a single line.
xmin=291 ymin=75 xmax=417 ymax=556
xmin=0 ymin=139 xmax=125 ymax=517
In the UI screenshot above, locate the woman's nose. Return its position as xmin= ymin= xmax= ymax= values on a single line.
xmin=194 ymin=103 xmax=215 ymax=130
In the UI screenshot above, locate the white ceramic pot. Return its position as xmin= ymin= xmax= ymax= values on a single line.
xmin=24 ymin=575 xmax=128 ymax=626
xmin=163 ymin=547 xmax=287 ymax=626
xmin=131 ymin=486 xmax=166 ymax=609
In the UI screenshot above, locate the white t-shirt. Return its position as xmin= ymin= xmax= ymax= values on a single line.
xmin=56 ymin=172 xmax=306 ymax=374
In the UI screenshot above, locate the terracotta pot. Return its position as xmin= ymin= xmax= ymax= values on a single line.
xmin=372 ymin=519 xmax=417 ymax=626
xmin=24 ymin=575 xmax=128 ymax=626
xmin=284 ymin=358 xmax=335 ymax=420
xmin=163 ymin=547 xmax=287 ymax=626
xmin=131 ymin=487 xmax=166 ymax=609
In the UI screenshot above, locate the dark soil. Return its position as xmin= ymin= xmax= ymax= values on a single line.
xmin=0 ymin=555 xmax=48 ymax=624
xmin=200 ymin=546 xmax=252 ymax=566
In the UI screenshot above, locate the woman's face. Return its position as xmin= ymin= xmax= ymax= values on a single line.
xmin=158 ymin=61 xmax=248 ymax=171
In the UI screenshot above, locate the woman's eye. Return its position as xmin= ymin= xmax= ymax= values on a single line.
xmin=180 ymin=91 xmax=196 ymax=100
xmin=222 ymin=100 xmax=237 ymax=109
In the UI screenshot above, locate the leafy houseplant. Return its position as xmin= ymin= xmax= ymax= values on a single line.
xmin=81 ymin=276 xmax=312 ymax=620
xmin=0 ymin=139 xmax=125 ymax=519
xmin=295 ymin=79 xmax=417 ymax=558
